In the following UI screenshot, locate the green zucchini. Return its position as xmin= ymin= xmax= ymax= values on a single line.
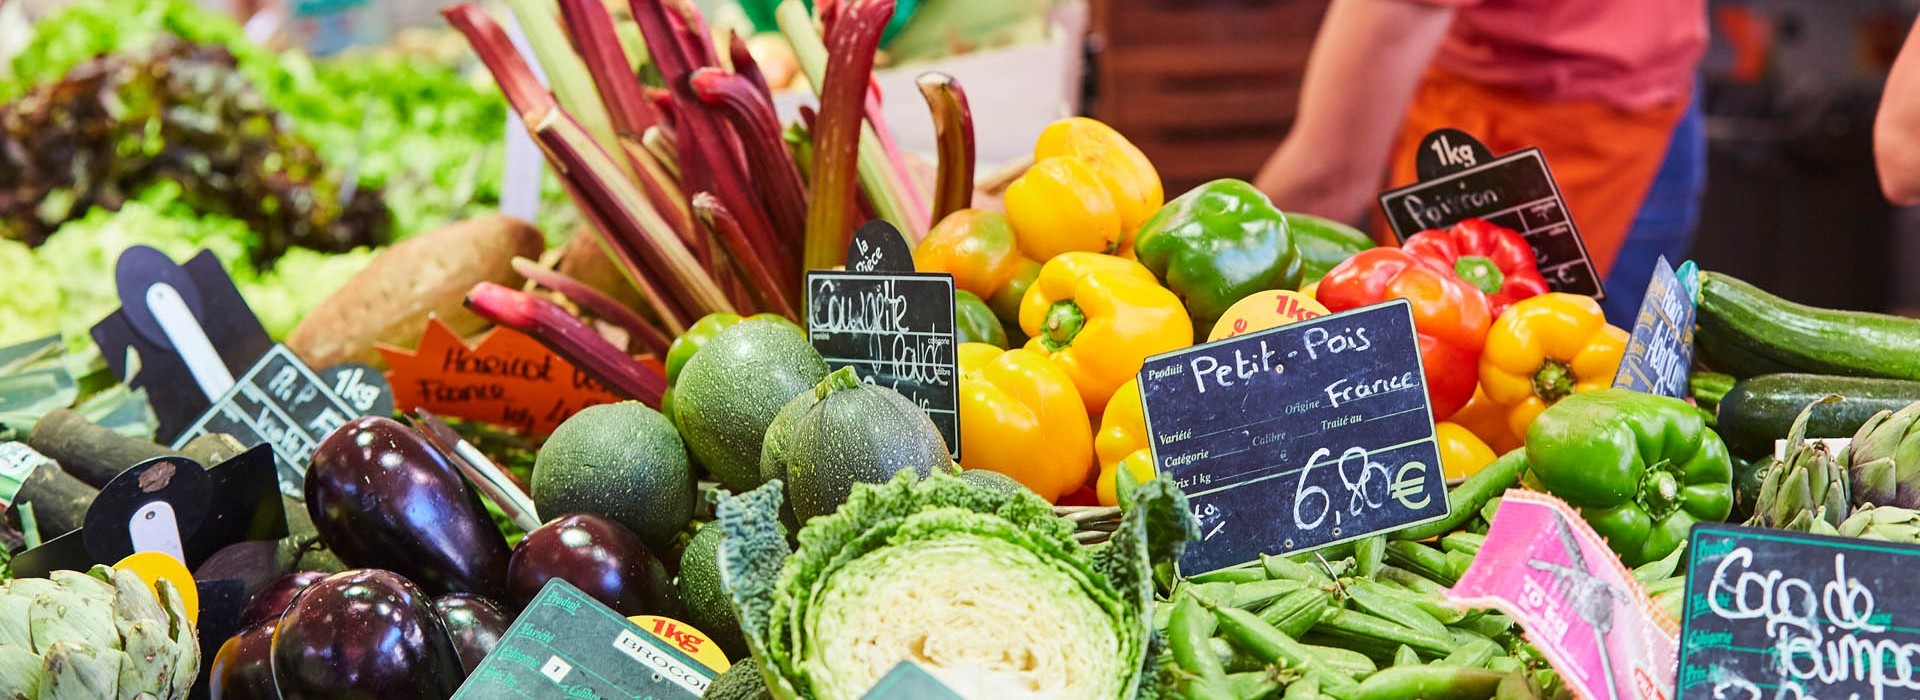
xmin=1716 ymin=373 xmax=1920 ymax=458
xmin=1696 ymin=271 xmax=1920 ymax=379
xmin=1288 ymin=212 xmax=1375 ymax=284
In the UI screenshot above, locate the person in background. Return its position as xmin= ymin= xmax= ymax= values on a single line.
xmin=1876 ymin=14 xmax=1920 ymax=206
xmin=1254 ymin=0 xmax=1708 ymax=325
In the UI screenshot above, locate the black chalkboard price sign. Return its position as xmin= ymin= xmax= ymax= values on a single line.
xmin=1139 ymin=299 xmax=1449 ymax=574
xmin=1378 ymin=131 xmax=1605 ymax=299
xmin=1677 ymin=522 xmax=1920 ymax=700
xmin=805 ymin=271 xmax=962 ymax=459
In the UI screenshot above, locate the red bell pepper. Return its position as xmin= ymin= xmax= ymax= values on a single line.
xmin=1316 ymin=248 xmax=1491 ymax=421
xmin=1401 ymin=218 xmax=1549 ymax=318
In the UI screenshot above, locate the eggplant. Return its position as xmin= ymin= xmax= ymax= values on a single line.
xmin=240 ymin=571 xmax=328 ymax=627
xmin=271 ymin=569 xmax=464 ymax=700
xmin=209 ymin=619 xmax=278 ymax=700
xmin=306 ymin=416 xmax=510 ymax=598
xmin=508 ymin=513 xmax=680 ymax=617
xmin=432 ymin=594 xmax=513 ymax=675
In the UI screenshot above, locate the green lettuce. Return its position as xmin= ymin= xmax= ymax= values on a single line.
xmin=718 ymin=473 xmax=1194 ymax=700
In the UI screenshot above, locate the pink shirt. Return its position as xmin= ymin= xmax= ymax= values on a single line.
xmin=1405 ymin=0 xmax=1707 ymax=111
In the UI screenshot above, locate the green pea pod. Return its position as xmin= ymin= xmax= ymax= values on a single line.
xmin=1452 ymin=612 xmax=1515 ymax=640
xmin=1355 ymin=578 xmax=1465 ymax=625
xmin=1205 ymin=599 xmax=1362 ymax=697
xmin=1190 ymin=566 xmax=1270 ymax=585
xmin=1376 ymin=566 xmax=1447 ymax=596
xmin=1228 ymin=670 xmax=1282 ymax=700
xmin=1171 ymin=593 xmax=1228 ymax=697
xmin=1393 ymin=644 xmax=1422 ymax=667
xmin=1353 ymin=666 xmax=1507 ymax=700
xmin=1487 ymin=656 xmax=1524 ymax=674
xmin=1344 ymin=581 xmax=1452 ymax=642
xmin=1305 ymin=644 xmax=1379 ymax=679
xmin=1385 ymin=541 xmax=1458 ymax=587
xmin=1315 ymin=609 xmax=1454 ymax=657
xmin=1438 ymin=637 xmax=1501 ymax=669
xmin=1190 ymin=581 xmax=1240 ymax=606
xmin=1494 ymin=671 xmax=1544 ymax=700
xmin=1264 ymin=554 xmax=1334 ymax=585
xmin=1445 ymin=551 xmax=1476 ymax=582
xmin=1231 ymin=579 xmax=1308 ymax=610
xmin=1283 ymin=674 xmax=1323 ymax=700
xmin=1394 ymin=449 xmax=1529 ymax=542
xmin=1442 ymin=532 xmax=1486 ymax=556
xmin=1259 ymin=586 xmax=1338 ymax=638
xmin=1211 ymin=637 xmax=1266 ymax=674
xmin=1355 ymin=535 xmax=1386 ymax=580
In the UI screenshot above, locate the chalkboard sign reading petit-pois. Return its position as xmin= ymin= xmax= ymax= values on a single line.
xmin=806 ymin=271 xmax=961 ymax=459
xmin=1677 ymin=523 xmax=1920 ymax=700
xmin=1139 ymin=299 xmax=1448 ymax=574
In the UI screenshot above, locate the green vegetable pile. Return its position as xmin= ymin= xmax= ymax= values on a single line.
xmin=0 ymin=0 xmax=571 ymax=348
xmin=716 ymin=472 xmax=1196 ymax=700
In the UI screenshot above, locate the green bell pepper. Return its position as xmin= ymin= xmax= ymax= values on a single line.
xmin=954 ymin=290 xmax=1008 ymax=349
xmin=1523 ymin=388 xmax=1734 ymax=567
xmin=1288 ymin=212 xmax=1375 ymax=284
xmin=1132 ymin=179 xmax=1302 ymax=340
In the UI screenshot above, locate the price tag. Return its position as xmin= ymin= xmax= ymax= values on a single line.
xmin=1378 ymin=130 xmax=1605 ymax=299
xmin=1206 ymin=291 xmax=1329 ymax=342
xmin=805 ymin=223 xmax=961 ymax=458
xmin=1613 ymin=258 xmax=1697 ymax=399
xmin=1676 ymin=522 xmax=1920 ymax=699
xmin=1449 ymin=490 xmax=1677 ymax=700
xmin=380 ymin=318 xmax=624 ymax=436
xmin=1139 ymin=299 xmax=1447 ymax=573
xmin=454 ymin=579 xmax=719 ymax=699
xmin=862 ymin=661 xmax=964 ymax=700
xmin=170 ymin=345 xmax=387 ymax=497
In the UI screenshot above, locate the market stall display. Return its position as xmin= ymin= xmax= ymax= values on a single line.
xmin=7 ymin=0 xmax=1920 ymax=699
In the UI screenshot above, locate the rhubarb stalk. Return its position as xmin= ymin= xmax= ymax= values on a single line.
xmin=778 ymin=0 xmax=918 ymax=239
xmin=800 ymin=0 xmax=896 ymax=271
xmin=691 ymin=67 xmax=809 ymax=258
xmin=916 ymin=72 xmax=974 ymax=225
xmin=694 ymin=193 xmax=799 ymax=320
xmin=466 ymin=282 xmax=666 ymax=406
xmin=512 ymin=257 xmax=672 ymax=357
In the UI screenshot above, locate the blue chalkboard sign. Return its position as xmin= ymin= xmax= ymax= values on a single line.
xmin=1139 ymin=299 xmax=1449 ymax=574
xmin=1613 ymin=257 xmax=1697 ymax=399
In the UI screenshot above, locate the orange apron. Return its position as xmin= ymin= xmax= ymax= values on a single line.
xmin=1384 ymin=67 xmax=1690 ymax=276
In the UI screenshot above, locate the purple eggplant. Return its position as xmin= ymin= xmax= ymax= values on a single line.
xmin=209 ymin=619 xmax=278 ymax=700
xmin=306 ymin=416 xmax=510 ymax=598
xmin=240 ymin=571 xmax=328 ymax=627
xmin=432 ymin=594 xmax=513 ymax=675
xmin=508 ymin=513 xmax=680 ymax=617
xmin=271 ymin=569 xmax=464 ymax=700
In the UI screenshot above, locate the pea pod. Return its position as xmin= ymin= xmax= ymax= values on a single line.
xmin=1385 ymin=541 xmax=1459 ymax=587
xmin=1171 ymin=593 xmax=1228 ymax=698
xmin=1442 ymin=532 xmax=1486 ymax=556
xmin=1353 ymin=666 xmax=1508 ymax=700
xmin=1204 ymin=598 xmax=1362 ymax=697
xmin=1487 ymin=656 xmax=1525 ymax=674
xmin=1439 ymin=637 xmax=1501 ymax=669
xmin=1211 ymin=637 xmax=1266 ymax=674
xmin=1264 ymin=554 xmax=1333 ymax=585
xmin=1393 ymin=645 xmax=1422 ymax=667
xmin=1315 ymin=609 xmax=1454 ymax=657
xmin=1495 ymin=671 xmax=1544 ymax=700
xmin=1283 ymin=674 xmax=1323 ymax=700
xmin=1259 ymin=586 xmax=1338 ymax=638
xmin=1231 ymin=579 xmax=1307 ymax=609
xmin=1393 ymin=449 xmax=1528 ymax=541
xmin=1355 ymin=535 xmax=1386 ymax=580
xmin=1227 ymin=670 xmax=1282 ymax=700
xmin=1344 ymin=580 xmax=1452 ymax=641
xmin=1304 ymin=644 xmax=1378 ymax=680
xmin=1452 ymin=612 xmax=1516 ymax=639
xmin=1377 ymin=566 xmax=1447 ymax=596
xmin=1191 ymin=566 xmax=1269 ymax=584
xmin=1353 ymin=578 xmax=1465 ymax=625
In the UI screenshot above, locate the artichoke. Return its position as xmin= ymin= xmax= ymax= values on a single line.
xmin=0 ymin=566 xmax=199 ymax=699
xmin=1746 ymin=398 xmax=1852 ymax=532
xmin=1840 ymin=401 xmax=1920 ymax=509
xmin=1838 ymin=504 xmax=1920 ymax=543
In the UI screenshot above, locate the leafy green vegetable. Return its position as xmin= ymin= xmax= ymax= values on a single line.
xmin=717 ymin=473 xmax=1195 ymax=699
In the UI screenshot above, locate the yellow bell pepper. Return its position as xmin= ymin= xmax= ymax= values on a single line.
xmin=957 ymin=342 xmax=1094 ymax=502
xmin=1033 ymin=117 xmax=1164 ymax=255
xmin=1021 ymin=252 xmax=1192 ymax=415
xmin=1095 ymin=378 xmax=1157 ymax=507
xmin=1005 ymin=156 xmax=1121 ymax=261
xmin=1435 ymin=421 xmax=1496 ymax=482
xmin=1478 ymin=292 xmax=1630 ymax=439
xmin=1451 ymin=384 xmax=1523 ymax=454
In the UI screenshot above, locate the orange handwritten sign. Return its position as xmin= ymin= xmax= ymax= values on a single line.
xmin=379 ymin=317 xmax=622 ymax=435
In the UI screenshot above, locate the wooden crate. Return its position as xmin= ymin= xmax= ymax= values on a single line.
xmin=1090 ymin=0 xmax=1328 ymax=193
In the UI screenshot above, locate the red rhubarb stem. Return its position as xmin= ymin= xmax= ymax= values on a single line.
xmin=694 ymin=192 xmax=799 ymax=320
xmin=443 ymin=5 xmax=555 ymax=115
xmin=691 ymin=67 xmax=809 ymax=257
xmin=804 ymin=0 xmax=894 ymax=271
xmin=512 ymin=257 xmax=672 ymax=357
xmin=863 ymin=85 xmax=930 ymax=236
xmin=466 ymin=282 xmax=666 ymax=406
xmin=916 ymin=72 xmax=974 ymax=225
